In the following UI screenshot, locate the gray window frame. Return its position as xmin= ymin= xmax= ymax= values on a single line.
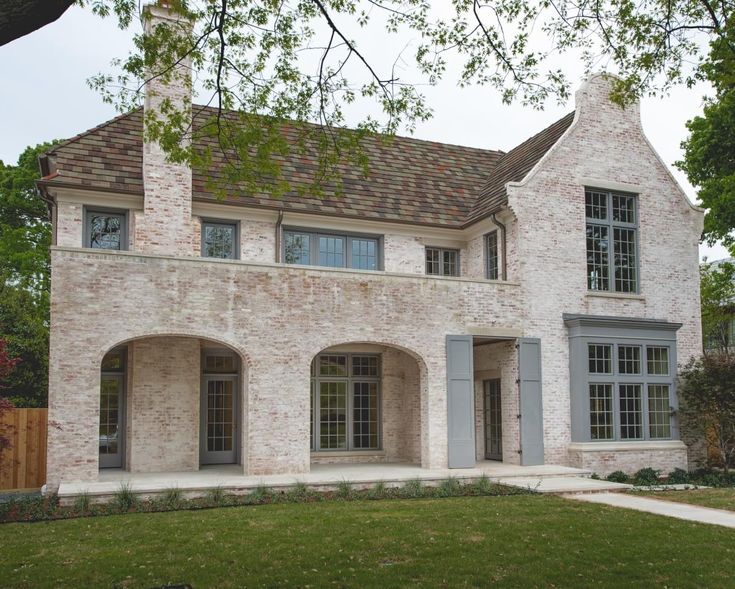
xmin=201 ymin=219 xmax=239 ymax=260
xmin=310 ymin=353 xmax=382 ymax=452
xmin=282 ymin=227 xmax=383 ymax=271
xmin=99 ymin=346 xmax=127 ymax=469
xmin=200 ymin=347 xmax=240 ymax=465
xmin=585 ymin=188 xmax=640 ymax=294
xmin=565 ymin=314 xmax=680 ymax=443
xmin=425 ymin=246 xmax=460 ymax=277
xmin=485 ymin=231 xmax=499 ymax=280
xmin=84 ymin=206 xmax=129 ymax=251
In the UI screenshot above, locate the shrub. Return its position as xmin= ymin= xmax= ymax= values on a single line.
xmin=590 ymin=473 xmax=600 ymax=480
xmin=401 ymin=478 xmax=425 ymax=499
xmin=205 ymin=486 xmax=228 ymax=506
xmin=73 ymin=492 xmax=91 ymax=513
xmin=335 ymin=480 xmax=354 ymax=500
xmin=472 ymin=474 xmax=493 ymax=495
xmin=666 ymin=468 xmax=690 ymax=484
xmin=249 ymin=484 xmax=273 ymax=504
xmin=435 ymin=477 xmax=463 ymax=498
xmin=286 ymin=482 xmax=317 ymax=502
xmin=633 ymin=467 xmax=661 ymax=486
xmin=161 ymin=487 xmax=184 ymax=510
xmin=367 ymin=481 xmax=388 ymax=500
xmin=112 ymin=483 xmax=138 ymax=512
xmin=606 ymin=471 xmax=629 ymax=484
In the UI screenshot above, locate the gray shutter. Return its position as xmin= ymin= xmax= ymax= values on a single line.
xmin=446 ymin=335 xmax=475 ymax=468
xmin=518 ymin=338 xmax=544 ymax=466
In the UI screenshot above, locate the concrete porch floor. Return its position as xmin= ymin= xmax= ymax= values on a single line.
xmin=56 ymin=461 xmax=630 ymax=501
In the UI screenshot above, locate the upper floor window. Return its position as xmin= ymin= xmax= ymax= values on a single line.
xmin=585 ymin=189 xmax=638 ymax=293
xmin=486 ymin=231 xmax=499 ymax=280
xmin=85 ymin=209 xmax=127 ymax=250
xmin=283 ymin=229 xmax=381 ymax=270
xmin=202 ymin=220 xmax=238 ymax=259
xmin=426 ymin=247 xmax=459 ymax=277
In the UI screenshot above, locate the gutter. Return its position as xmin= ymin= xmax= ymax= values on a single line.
xmin=275 ymin=209 xmax=284 ymax=263
xmin=37 ymin=154 xmax=58 ymax=245
xmin=490 ymin=212 xmax=507 ymax=281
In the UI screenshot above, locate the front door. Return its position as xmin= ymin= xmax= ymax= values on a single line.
xmin=200 ymin=375 xmax=238 ymax=464
xmin=99 ymin=374 xmax=124 ymax=468
xmin=483 ymin=379 xmax=503 ymax=461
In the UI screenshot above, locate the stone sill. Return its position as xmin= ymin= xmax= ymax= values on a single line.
xmin=568 ymin=441 xmax=686 ymax=452
xmin=586 ymin=291 xmax=646 ymax=301
xmin=311 ymin=450 xmax=386 ymax=458
xmin=51 ymin=246 xmax=521 ymax=288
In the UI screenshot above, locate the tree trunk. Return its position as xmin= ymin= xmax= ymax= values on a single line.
xmin=0 ymin=0 xmax=74 ymax=46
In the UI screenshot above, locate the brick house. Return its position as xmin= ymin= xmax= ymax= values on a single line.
xmin=38 ymin=6 xmax=703 ymax=493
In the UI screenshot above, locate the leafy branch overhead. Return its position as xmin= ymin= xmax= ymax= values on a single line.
xmin=76 ymin=0 xmax=731 ymax=196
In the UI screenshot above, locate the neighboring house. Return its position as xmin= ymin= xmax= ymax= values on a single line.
xmin=38 ymin=5 xmax=703 ymax=491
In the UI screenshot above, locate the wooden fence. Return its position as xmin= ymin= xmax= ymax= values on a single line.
xmin=0 ymin=408 xmax=47 ymax=490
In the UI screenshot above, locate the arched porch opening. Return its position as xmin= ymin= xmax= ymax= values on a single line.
xmin=98 ymin=335 xmax=247 ymax=474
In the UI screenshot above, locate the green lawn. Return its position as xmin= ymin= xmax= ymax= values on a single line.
xmin=1 ymin=495 xmax=734 ymax=588
xmin=639 ymin=488 xmax=735 ymax=511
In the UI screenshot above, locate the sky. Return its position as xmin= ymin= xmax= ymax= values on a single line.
xmin=0 ymin=5 xmax=729 ymax=261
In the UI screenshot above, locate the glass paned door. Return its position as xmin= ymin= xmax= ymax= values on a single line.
xmin=201 ymin=376 xmax=238 ymax=464
xmin=99 ymin=374 xmax=124 ymax=468
xmin=319 ymin=381 xmax=347 ymax=449
xmin=483 ymin=379 xmax=503 ymax=461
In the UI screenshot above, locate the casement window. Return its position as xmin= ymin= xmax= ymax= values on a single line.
xmin=310 ymin=354 xmax=380 ymax=451
xmin=201 ymin=220 xmax=238 ymax=259
xmin=565 ymin=315 xmax=680 ymax=444
xmin=283 ymin=229 xmax=381 ymax=270
xmin=426 ymin=247 xmax=460 ymax=277
xmin=85 ymin=208 xmax=127 ymax=251
xmin=585 ymin=188 xmax=639 ymax=293
xmin=486 ymin=231 xmax=499 ymax=280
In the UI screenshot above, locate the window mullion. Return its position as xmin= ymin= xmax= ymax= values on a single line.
xmin=607 ymin=192 xmax=616 ymax=292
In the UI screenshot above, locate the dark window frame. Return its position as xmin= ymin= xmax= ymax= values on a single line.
xmin=585 ymin=188 xmax=640 ymax=294
xmin=282 ymin=227 xmax=383 ymax=271
xmin=84 ymin=206 xmax=129 ymax=251
xmin=425 ymin=246 xmax=460 ymax=277
xmin=485 ymin=231 xmax=499 ymax=280
xmin=201 ymin=218 xmax=240 ymax=260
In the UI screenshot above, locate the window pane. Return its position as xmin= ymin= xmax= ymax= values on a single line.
xmin=618 ymin=345 xmax=641 ymax=374
xmin=486 ymin=232 xmax=499 ymax=280
xmin=648 ymin=384 xmax=671 ymax=439
xmin=586 ymin=225 xmax=609 ymax=291
xmin=619 ymin=384 xmax=642 ymax=439
xmin=204 ymin=354 xmax=237 ymax=374
xmin=284 ymin=232 xmax=311 ymax=265
xmin=351 ymin=238 xmax=378 ymax=270
xmin=353 ymin=382 xmax=379 ymax=449
xmin=99 ymin=377 xmax=120 ymax=454
xmin=319 ymin=355 xmax=348 ymax=377
xmin=352 ymin=355 xmax=378 ymax=377
xmin=647 ymin=347 xmax=669 ymax=375
xmin=585 ymin=190 xmax=608 ymax=220
xmin=89 ymin=213 xmax=123 ymax=250
xmin=203 ymin=223 xmax=236 ymax=259
xmin=443 ymin=250 xmax=459 ymax=276
xmin=101 ymin=351 xmax=124 ymax=372
xmin=613 ymin=227 xmax=637 ymax=292
xmin=589 ymin=384 xmax=613 ymax=440
xmin=318 ymin=236 xmax=345 ymax=267
xmin=426 ymin=248 xmax=440 ymax=275
xmin=320 ymin=381 xmax=347 ymax=449
xmin=588 ymin=344 xmax=612 ymax=374
xmin=612 ymin=193 xmax=636 ymax=224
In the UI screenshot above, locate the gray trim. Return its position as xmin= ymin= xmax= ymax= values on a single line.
xmin=489 ymin=213 xmax=507 ymax=280
xmin=426 ymin=246 xmax=461 ymax=277
xmin=200 ymin=348 xmax=240 ymax=465
xmin=200 ymin=218 xmax=240 ymax=260
xmin=282 ymin=226 xmax=384 ymax=271
xmin=485 ymin=230 xmax=499 ymax=280
xmin=99 ymin=346 xmax=127 ymax=469
xmin=446 ymin=335 xmax=476 ymax=468
xmin=518 ymin=338 xmax=545 ymax=466
xmin=83 ymin=205 xmax=129 ymax=251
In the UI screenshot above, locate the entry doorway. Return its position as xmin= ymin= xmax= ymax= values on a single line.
xmin=483 ymin=379 xmax=502 ymax=461
xmin=99 ymin=348 xmax=126 ymax=469
xmin=200 ymin=349 xmax=240 ymax=465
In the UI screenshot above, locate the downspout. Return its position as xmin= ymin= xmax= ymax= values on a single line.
xmin=489 ymin=212 xmax=507 ymax=281
xmin=275 ymin=209 xmax=284 ymax=263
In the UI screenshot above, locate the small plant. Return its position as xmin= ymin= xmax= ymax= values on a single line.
xmin=73 ymin=491 xmax=91 ymax=513
xmin=633 ymin=467 xmax=661 ymax=486
xmin=666 ymin=468 xmax=690 ymax=484
xmin=287 ymin=482 xmax=315 ymax=502
xmin=335 ymin=480 xmax=354 ymax=500
xmin=472 ymin=474 xmax=493 ymax=495
xmin=590 ymin=473 xmax=601 ymax=480
xmin=436 ymin=477 xmax=462 ymax=498
xmin=112 ymin=482 xmax=138 ymax=512
xmin=367 ymin=481 xmax=388 ymax=500
xmin=606 ymin=471 xmax=629 ymax=484
xmin=205 ymin=486 xmax=228 ymax=506
xmin=249 ymin=484 xmax=273 ymax=504
xmin=401 ymin=478 xmax=425 ymax=499
xmin=161 ymin=486 xmax=184 ymax=510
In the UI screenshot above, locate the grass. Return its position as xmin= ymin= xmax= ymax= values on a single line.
xmin=639 ymin=488 xmax=735 ymax=511
xmin=1 ymin=495 xmax=734 ymax=588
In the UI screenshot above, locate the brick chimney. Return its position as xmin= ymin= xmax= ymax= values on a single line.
xmin=137 ymin=2 xmax=196 ymax=256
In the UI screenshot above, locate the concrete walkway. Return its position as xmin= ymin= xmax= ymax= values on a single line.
xmin=566 ymin=492 xmax=735 ymax=529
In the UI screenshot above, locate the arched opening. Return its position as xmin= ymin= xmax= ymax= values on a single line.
xmin=98 ymin=335 xmax=246 ymax=473
xmin=309 ymin=343 xmax=425 ymax=466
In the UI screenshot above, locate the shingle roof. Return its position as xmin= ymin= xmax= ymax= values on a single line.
xmin=39 ymin=106 xmax=574 ymax=228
